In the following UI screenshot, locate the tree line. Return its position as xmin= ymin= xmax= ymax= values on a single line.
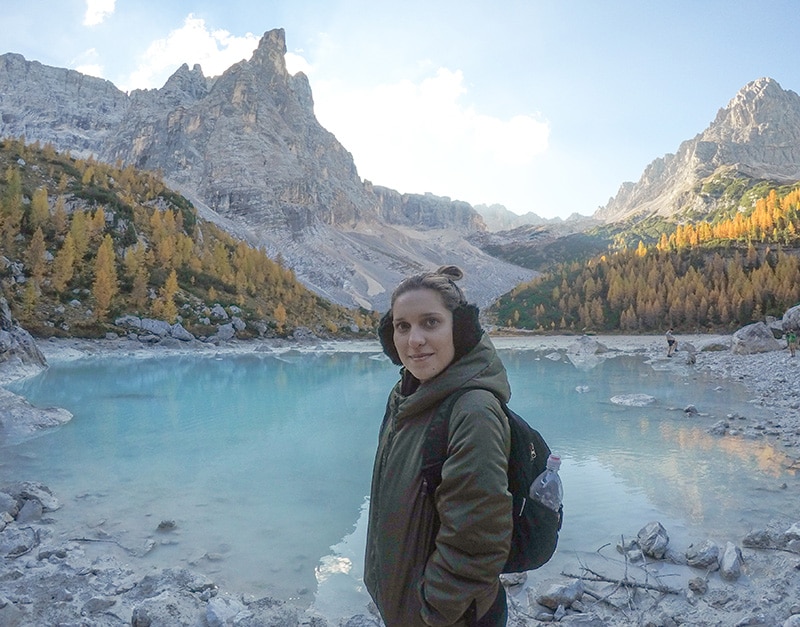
xmin=0 ymin=138 xmax=376 ymax=338
xmin=491 ymin=183 xmax=800 ymax=333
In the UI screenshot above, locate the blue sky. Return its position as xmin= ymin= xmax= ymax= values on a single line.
xmin=4 ymin=1 xmax=800 ymax=219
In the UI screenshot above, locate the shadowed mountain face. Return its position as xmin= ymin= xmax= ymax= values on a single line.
xmin=595 ymin=77 xmax=800 ymax=223
xmin=0 ymin=29 xmax=534 ymax=312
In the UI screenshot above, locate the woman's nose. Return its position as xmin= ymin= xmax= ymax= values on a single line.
xmin=408 ymin=326 xmax=425 ymax=346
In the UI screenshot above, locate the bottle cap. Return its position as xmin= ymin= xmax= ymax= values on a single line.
xmin=547 ymin=454 xmax=561 ymax=470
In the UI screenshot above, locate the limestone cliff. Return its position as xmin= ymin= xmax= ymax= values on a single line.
xmin=372 ymin=186 xmax=484 ymax=231
xmin=0 ymin=52 xmax=127 ymax=154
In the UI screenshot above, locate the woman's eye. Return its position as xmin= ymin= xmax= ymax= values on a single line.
xmin=394 ymin=322 xmax=410 ymax=333
xmin=424 ymin=318 xmax=440 ymax=328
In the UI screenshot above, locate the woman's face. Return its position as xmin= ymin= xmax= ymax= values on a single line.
xmin=391 ymin=288 xmax=455 ymax=381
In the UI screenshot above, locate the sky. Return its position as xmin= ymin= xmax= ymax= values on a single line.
xmin=3 ymin=1 xmax=800 ymax=219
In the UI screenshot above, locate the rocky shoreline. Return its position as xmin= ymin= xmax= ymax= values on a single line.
xmin=1 ymin=332 xmax=799 ymax=626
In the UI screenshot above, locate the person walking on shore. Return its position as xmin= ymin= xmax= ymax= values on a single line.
xmin=666 ymin=328 xmax=677 ymax=357
xmin=365 ymin=265 xmax=512 ymax=627
xmin=787 ymin=329 xmax=797 ymax=358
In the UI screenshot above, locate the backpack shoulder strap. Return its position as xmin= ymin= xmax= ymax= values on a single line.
xmin=420 ymin=388 xmax=491 ymax=497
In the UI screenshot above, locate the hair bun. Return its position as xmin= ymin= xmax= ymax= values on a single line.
xmin=436 ymin=265 xmax=464 ymax=282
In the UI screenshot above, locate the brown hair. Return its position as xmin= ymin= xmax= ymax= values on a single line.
xmin=389 ymin=265 xmax=467 ymax=311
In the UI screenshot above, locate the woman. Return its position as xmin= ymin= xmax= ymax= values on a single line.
xmin=364 ymin=265 xmax=513 ymax=626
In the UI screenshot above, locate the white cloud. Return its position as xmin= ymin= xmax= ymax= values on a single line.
xmin=312 ymin=68 xmax=549 ymax=210
xmin=75 ymin=63 xmax=105 ymax=79
xmin=83 ymin=0 xmax=116 ymax=26
xmin=285 ymin=52 xmax=312 ymax=76
xmin=70 ymin=48 xmax=104 ymax=79
xmin=120 ymin=15 xmax=259 ymax=91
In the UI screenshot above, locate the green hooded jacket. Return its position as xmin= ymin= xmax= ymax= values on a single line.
xmin=365 ymin=333 xmax=513 ymax=626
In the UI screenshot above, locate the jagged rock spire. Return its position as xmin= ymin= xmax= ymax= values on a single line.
xmin=250 ymin=28 xmax=289 ymax=78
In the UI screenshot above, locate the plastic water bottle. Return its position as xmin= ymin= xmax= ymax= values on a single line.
xmin=529 ymin=454 xmax=563 ymax=511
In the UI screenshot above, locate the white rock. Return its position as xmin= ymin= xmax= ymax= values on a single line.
xmin=610 ymin=393 xmax=656 ymax=406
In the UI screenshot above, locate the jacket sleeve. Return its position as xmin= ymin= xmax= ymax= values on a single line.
xmin=420 ymin=390 xmax=512 ymax=625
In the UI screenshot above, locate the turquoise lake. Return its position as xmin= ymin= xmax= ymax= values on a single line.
xmin=1 ymin=340 xmax=795 ymax=620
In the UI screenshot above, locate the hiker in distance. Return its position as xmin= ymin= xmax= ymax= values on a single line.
xmin=365 ymin=265 xmax=512 ymax=626
xmin=666 ymin=327 xmax=677 ymax=357
xmin=787 ymin=329 xmax=797 ymax=358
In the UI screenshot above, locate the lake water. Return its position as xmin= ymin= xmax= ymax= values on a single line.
xmin=1 ymin=340 xmax=796 ymax=621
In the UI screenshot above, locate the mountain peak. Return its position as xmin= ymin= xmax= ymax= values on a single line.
xmin=596 ymin=77 xmax=800 ymax=223
xmin=709 ymin=76 xmax=800 ymax=144
xmin=160 ymin=62 xmax=208 ymax=99
xmin=251 ymin=28 xmax=288 ymax=77
xmin=735 ymin=76 xmax=787 ymax=100
xmin=723 ymin=76 xmax=796 ymax=116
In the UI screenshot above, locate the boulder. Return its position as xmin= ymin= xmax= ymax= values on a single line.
xmin=784 ymin=521 xmax=800 ymax=542
xmin=637 ymin=521 xmax=670 ymax=558
xmin=681 ymin=341 xmax=697 ymax=363
xmin=742 ymin=529 xmax=773 ymax=549
xmin=707 ymin=420 xmax=727 ymax=436
xmin=567 ymin=336 xmax=610 ymax=370
xmin=766 ymin=315 xmax=785 ymax=338
xmin=533 ymin=578 xmax=584 ymax=610
xmin=0 ymin=388 xmax=72 ymax=444
xmin=567 ymin=335 xmax=609 ymax=355
xmin=0 ymin=297 xmax=47 ymax=382
xmin=214 ymin=324 xmax=236 ymax=342
xmin=140 ymin=318 xmax=172 ymax=337
xmin=731 ymin=322 xmax=783 ymax=354
xmin=685 ymin=539 xmax=720 ymax=569
xmin=170 ymin=323 xmax=195 ymax=342
xmin=115 ymin=315 xmax=142 ymax=329
xmin=1 ymin=482 xmax=61 ymax=512
xmin=0 ymin=256 xmax=25 ymax=284
xmin=0 ymin=492 xmax=18 ymax=518
xmin=210 ymin=304 xmax=229 ymax=320
xmin=206 ymin=595 xmax=248 ymax=627
xmin=782 ymin=304 xmax=800 ymax=331
xmin=718 ymin=541 xmax=743 ymax=580
xmin=0 ymin=525 xmax=38 ymax=558
xmin=15 ymin=499 xmax=43 ymax=523
xmin=698 ymin=339 xmax=730 ymax=352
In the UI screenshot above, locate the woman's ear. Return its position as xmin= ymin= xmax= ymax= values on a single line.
xmin=378 ymin=311 xmax=402 ymax=365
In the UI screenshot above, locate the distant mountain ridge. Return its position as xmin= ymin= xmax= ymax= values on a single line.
xmin=0 ymin=29 xmax=533 ymax=312
xmin=596 ymin=77 xmax=800 ymax=223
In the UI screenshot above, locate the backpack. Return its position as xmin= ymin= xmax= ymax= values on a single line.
xmin=421 ymin=389 xmax=562 ymax=573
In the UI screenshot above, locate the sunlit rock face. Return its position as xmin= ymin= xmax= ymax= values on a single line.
xmin=596 ymin=77 xmax=800 ymax=223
